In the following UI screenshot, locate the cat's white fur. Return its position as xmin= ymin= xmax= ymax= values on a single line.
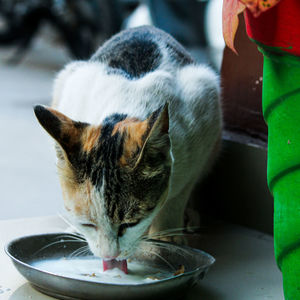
xmin=53 ymin=58 xmax=222 ymax=258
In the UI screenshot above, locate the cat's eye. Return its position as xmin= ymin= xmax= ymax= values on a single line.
xmin=118 ymin=221 xmax=139 ymax=237
xmin=81 ymin=223 xmax=97 ymax=229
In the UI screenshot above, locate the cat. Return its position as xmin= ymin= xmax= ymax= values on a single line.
xmin=34 ymin=25 xmax=222 ymax=261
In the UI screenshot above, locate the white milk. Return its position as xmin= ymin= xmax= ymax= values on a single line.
xmin=32 ymin=257 xmax=174 ymax=285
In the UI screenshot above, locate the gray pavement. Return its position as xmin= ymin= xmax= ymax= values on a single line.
xmin=0 ymin=37 xmax=70 ymax=220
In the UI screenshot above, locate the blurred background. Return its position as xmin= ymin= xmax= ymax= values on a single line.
xmin=0 ymin=0 xmax=225 ymax=220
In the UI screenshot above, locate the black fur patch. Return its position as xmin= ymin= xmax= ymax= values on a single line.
xmin=34 ymin=105 xmax=62 ymax=140
xmin=78 ymin=114 xmax=127 ymax=187
xmin=34 ymin=105 xmax=88 ymax=158
xmin=92 ymin=27 xmax=162 ymax=79
xmin=153 ymin=27 xmax=194 ymax=65
xmin=102 ymin=113 xmax=128 ymax=130
xmin=100 ymin=113 xmax=127 ymax=162
xmin=91 ymin=26 xmax=193 ymax=79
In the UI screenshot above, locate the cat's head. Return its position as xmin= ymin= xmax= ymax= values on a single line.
xmin=34 ymin=104 xmax=171 ymax=259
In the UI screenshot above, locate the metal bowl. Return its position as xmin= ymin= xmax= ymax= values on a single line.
xmin=5 ymin=233 xmax=215 ymax=300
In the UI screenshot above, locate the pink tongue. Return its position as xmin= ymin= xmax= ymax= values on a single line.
xmin=103 ymin=259 xmax=128 ymax=274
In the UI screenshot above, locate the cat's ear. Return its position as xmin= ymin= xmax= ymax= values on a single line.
xmin=33 ymin=105 xmax=88 ymax=157
xmin=134 ymin=103 xmax=170 ymax=169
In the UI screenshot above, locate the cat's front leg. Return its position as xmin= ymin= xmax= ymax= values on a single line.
xmin=148 ymin=188 xmax=193 ymax=245
xmin=148 ymin=176 xmax=200 ymax=245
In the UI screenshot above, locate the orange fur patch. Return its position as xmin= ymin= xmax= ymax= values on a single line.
xmin=82 ymin=126 xmax=101 ymax=152
xmin=113 ymin=119 xmax=149 ymax=166
xmin=59 ymin=163 xmax=93 ymax=217
xmin=111 ymin=118 xmax=140 ymax=136
xmin=47 ymin=107 xmax=85 ymax=148
xmin=48 ymin=107 xmax=72 ymax=123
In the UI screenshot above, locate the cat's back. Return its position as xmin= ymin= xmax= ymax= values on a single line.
xmin=52 ymin=25 xmax=222 ymax=198
xmin=90 ymin=25 xmax=194 ymax=79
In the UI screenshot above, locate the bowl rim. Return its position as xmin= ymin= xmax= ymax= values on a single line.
xmin=4 ymin=232 xmax=216 ymax=287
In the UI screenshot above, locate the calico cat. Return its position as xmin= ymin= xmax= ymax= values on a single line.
xmin=34 ymin=26 xmax=222 ymax=262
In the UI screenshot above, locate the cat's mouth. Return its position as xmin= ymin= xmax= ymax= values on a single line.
xmin=103 ymin=259 xmax=128 ymax=274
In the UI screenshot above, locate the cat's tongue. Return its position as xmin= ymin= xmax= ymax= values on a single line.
xmin=103 ymin=259 xmax=128 ymax=274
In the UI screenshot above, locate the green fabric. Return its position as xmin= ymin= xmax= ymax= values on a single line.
xmin=261 ymin=48 xmax=300 ymax=299
xmin=281 ymin=246 xmax=300 ymax=299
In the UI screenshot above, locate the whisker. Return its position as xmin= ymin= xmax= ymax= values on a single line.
xmin=142 ymin=226 xmax=201 ymax=241
xmin=55 ymin=234 xmax=86 ymax=242
xmin=57 ymin=213 xmax=81 ymax=233
xmin=146 ymin=249 xmax=175 ymax=271
xmin=143 ymin=240 xmax=193 ymax=257
xmin=69 ymin=246 xmax=90 ymax=258
xmin=74 ymin=249 xmax=90 ymax=258
xmin=71 ymin=249 xmax=90 ymax=258
xmin=142 ymin=232 xmax=186 ymax=240
xmin=69 ymin=246 xmax=89 ymax=258
xmin=70 ymin=232 xmax=85 ymax=240
xmin=142 ymin=232 xmax=186 ymax=241
xmin=144 ymin=226 xmax=199 ymax=239
xmin=33 ymin=239 xmax=85 ymax=255
xmin=143 ymin=229 xmax=184 ymax=239
xmin=59 ymin=239 xmax=86 ymax=243
xmin=33 ymin=241 xmax=62 ymax=255
xmin=58 ymin=214 xmax=87 ymax=241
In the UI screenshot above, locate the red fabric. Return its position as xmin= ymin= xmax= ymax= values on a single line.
xmin=244 ymin=0 xmax=300 ymax=56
